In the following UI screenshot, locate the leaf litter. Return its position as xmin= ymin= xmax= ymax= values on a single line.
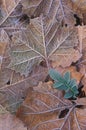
xmin=0 ymin=0 xmax=86 ymax=130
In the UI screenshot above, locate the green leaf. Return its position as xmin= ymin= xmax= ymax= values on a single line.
xmin=49 ymin=69 xmax=79 ymax=99
xmin=69 ymin=79 xmax=77 ymax=88
xmin=72 ymin=86 xmax=79 ymax=94
xmin=63 ymin=71 xmax=70 ymax=83
xmin=54 ymin=82 xmax=68 ymax=90
xmin=53 ymin=82 xmax=63 ymax=88
xmin=64 ymin=91 xmax=73 ymax=98
xmin=49 ymin=69 xmax=63 ymax=82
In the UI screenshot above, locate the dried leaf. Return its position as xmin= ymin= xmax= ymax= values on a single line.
xmin=63 ymin=66 xmax=83 ymax=84
xmin=78 ymin=26 xmax=86 ymax=63
xmin=17 ymin=82 xmax=86 ymax=130
xmin=72 ymin=0 xmax=86 ymax=12
xmin=0 ymin=113 xmax=27 ymax=130
xmin=75 ymin=108 xmax=86 ymax=130
xmin=82 ymin=76 xmax=86 ymax=95
xmin=9 ymin=16 xmax=81 ymax=76
xmin=22 ymin=0 xmax=76 ymax=26
xmin=0 ymin=0 xmax=21 ymax=26
xmin=0 ymin=29 xmax=10 ymax=69
xmin=17 ymin=82 xmax=72 ymax=130
xmin=0 ymin=65 xmax=47 ymax=113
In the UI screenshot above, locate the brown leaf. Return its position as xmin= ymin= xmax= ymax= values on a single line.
xmin=75 ymin=108 xmax=86 ymax=130
xmin=0 ymin=0 xmax=21 ymax=26
xmin=51 ymin=48 xmax=81 ymax=68
xmin=16 ymin=81 xmax=86 ymax=130
xmin=0 ymin=29 xmax=10 ymax=69
xmin=8 ymin=16 xmax=81 ymax=76
xmin=0 ymin=42 xmax=7 ymax=69
xmin=22 ymin=0 xmax=76 ymax=26
xmin=78 ymin=26 xmax=86 ymax=63
xmin=82 ymin=76 xmax=86 ymax=95
xmin=0 ymin=113 xmax=27 ymax=130
xmin=63 ymin=66 xmax=83 ymax=84
xmin=16 ymin=82 xmax=72 ymax=129
xmin=75 ymin=98 xmax=86 ymax=106
xmin=0 ymin=65 xmax=47 ymax=113
xmin=72 ymin=0 xmax=86 ymax=12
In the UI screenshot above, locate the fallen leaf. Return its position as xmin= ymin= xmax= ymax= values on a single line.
xmin=63 ymin=66 xmax=83 ymax=84
xmin=17 ymin=82 xmax=72 ymax=130
xmin=0 ymin=42 xmax=7 ymax=69
xmin=0 ymin=113 xmax=27 ymax=130
xmin=9 ymin=16 xmax=81 ymax=76
xmin=22 ymin=0 xmax=76 ymax=26
xmin=0 ymin=65 xmax=47 ymax=113
xmin=72 ymin=0 xmax=86 ymax=12
xmin=0 ymin=29 xmax=10 ymax=69
xmin=0 ymin=0 xmax=21 ymax=26
xmin=16 ymin=81 xmax=86 ymax=130
xmin=82 ymin=76 xmax=86 ymax=95
xmin=78 ymin=26 xmax=86 ymax=64
xmin=75 ymin=108 xmax=86 ymax=130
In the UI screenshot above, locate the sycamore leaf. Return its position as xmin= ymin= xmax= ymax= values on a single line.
xmin=17 ymin=82 xmax=71 ymax=130
xmin=17 ymin=81 xmax=86 ymax=130
xmin=8 ymin=16 xmax=80 ymax=76
xmin=0 ymin=66 xmax=47 ymax=113
xmin=22 ymin=0 xmax=76 ymax=26
xmin=0 ymin=28 xmax=48 ymax=113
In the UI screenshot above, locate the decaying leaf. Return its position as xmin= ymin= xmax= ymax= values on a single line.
xmin=0 ymin=0 xmax=21 ymax=26
xmin=0 ymin=28 xmax=47 ymax=113
xmin=0 ymin=29 xmax=10 ymax=69
xmin=0 ymin=1 xmax=86 ymax=130
xmin=82 ymin=76 xmax=86 ymax=95
xmin=63 ymin=66 xmax=83 ymax=84
xmin=0 ymin=65 xmax=47 ymax=113
xmin=17 ymin=82 xmax=72 ymax=129
xmin=17 ymin=81 xmax=86 ymax=130
xmin=0 ymin=42 xmax=7 ymax=68
xmin=72 ymin=0 xmax=86 ymax=12
xmin=78 ymin=26 xmax=86 ymax=63
xmin=8 ymin=16 xmax=81 ymax=76
xmin=22 ymin=0 xmax=76 ymax=26
xmin=0 ymin=113 xmax=27 ymax=130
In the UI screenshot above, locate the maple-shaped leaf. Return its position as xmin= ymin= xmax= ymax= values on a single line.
xmin=8 ymin=16 xmax=81 ymax=76
xmin=22 ymin=0 xmax=76 ymax=26
xmin=0 ymin=28 xmax=48 ymax=113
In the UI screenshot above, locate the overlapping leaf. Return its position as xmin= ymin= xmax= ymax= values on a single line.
xmin=0 ymin=113 xmax=27 ymax=130
xmin=17 ymin=82 xmax=86 ymax=130
xmin=17 ymin=82 xmax=72 ymax=130
xmin=22 ymin=0 xmax=76 ymax=26
xmin=8 ymin=16 xmax=80 ymax=76
xmin=0 ymin=0 xmax=21 ymax=26
xmin=0 ymin=23 xmax=48 ymax=113
xmin=49 ymin=69 xmax=79 ymax=98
